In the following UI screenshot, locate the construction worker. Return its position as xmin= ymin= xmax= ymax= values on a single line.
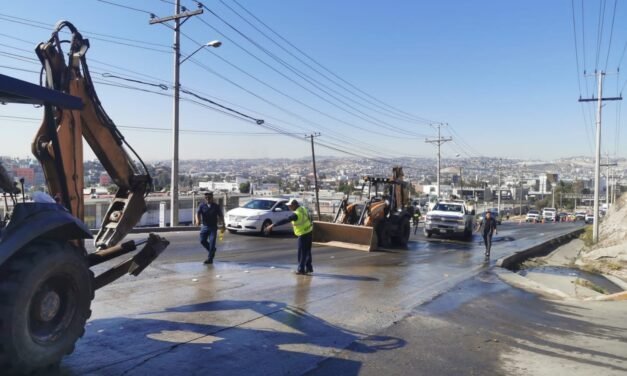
xmin=412 ymin=205 xmax=421 ymax=235
xmin=265 ymin=198 xmax=313 ymax=275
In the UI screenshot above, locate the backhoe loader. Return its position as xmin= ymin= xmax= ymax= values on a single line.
xmin=313 ymin=167 xmax=413 ymax=251
xmin=0 ymin=21 xmax=169 ymax=373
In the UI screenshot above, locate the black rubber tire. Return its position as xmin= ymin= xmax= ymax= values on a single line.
xmin=398 ymin=218 xmax=411 ymax=246
xmin=377 ymin=223 xmax=392 ymax=248
xmin=0 ymin=240 xmax=93 ymax=374
xmin=260 ymin=220 xmax=272 ymax=237
xmin=227 ymin=229 xmax=238 ymax=234
xmin=424 ymin=230 xmax=432 ymax=238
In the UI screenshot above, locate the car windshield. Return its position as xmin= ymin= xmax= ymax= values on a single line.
xmin=242 ymin=199 xmax=276 ymax=210
xmin=529 ymin=210 xmax=539 ymax=214
xmin=433 ymin=204 xmax=462 ymax=212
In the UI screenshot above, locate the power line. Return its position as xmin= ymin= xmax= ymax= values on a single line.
xmin=617 ymin=41 xmax=627 ymax=68
xmin=186 ymin=51 xmax=422 ymax=140
xmin=0 ymin=9 xmax=413 ymax=160
xmin=212 ymin=0 xmax=434 ymax=128
xmin=0 ymin=115 xmax=294 ymax=136
xmin=96 ymin=0 xmax=155 ymax=15
xmin=229 ymin=0 xmax=439 ymax=125
xmin=0 ymin=13 xmax=171 ymax=53
xmin=571 ymin=0 xmax=583 ymax=95
xmin=0 ymin=14 xmax=169 ymax=48
xmin=594 ymin=0 xmax=607 ymax=71
xmin=603 ymin=0 xmax=618 ymax=72
xmin=95 ymin=64 xmax=400 ymax=156
xmin=191 ymin=12 xmax=424 ymax=138
xmin=95 ymin=74 xmax=388 ymax=160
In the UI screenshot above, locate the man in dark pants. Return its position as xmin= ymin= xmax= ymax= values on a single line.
xmin=479 ymin=210 xmax=498 ymax=259
xmin=195 ymin=192 xmax=225 ymax=264
xmin=265 ymin=199 xmax=313 ymax=275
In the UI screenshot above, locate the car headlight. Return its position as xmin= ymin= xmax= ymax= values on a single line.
xmin=246 ymin=215 xmax=261 ymax=220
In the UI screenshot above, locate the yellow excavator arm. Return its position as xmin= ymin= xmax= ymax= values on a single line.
xmin=32 ymin=21 xmax=152 ymax=250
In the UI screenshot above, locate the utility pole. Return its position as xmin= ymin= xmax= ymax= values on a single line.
xmin=425 ymin=123 xmax=452 ymax=198
xmin=150 ymin=1 xmax=203 ymax=227
xmin=579 ymin=71 xmax=622 ymax=243
xmin=497 ymin=159 xmax=502 ymax=215
xmin=519 ymin=165 xmax=526 ymax=216
xmin=601 ymin=155 xmax=617 ymax=209
xmin=307 ymin=133 xmax=321 ymax=220
xmin=459 ymin=167 xmax=463 ymax=198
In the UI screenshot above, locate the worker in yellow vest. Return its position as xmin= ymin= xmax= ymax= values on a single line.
xmin=265 ymin=198 xmax=313 ymax=275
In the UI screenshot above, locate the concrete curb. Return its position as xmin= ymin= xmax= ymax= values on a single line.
xmin=496 ymin=227 xmax=586 ymax=271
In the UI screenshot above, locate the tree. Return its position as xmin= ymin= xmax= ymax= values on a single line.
xmin=337 ymin=181 xmax=353 ymax=195
xmin=239 ymin=182 xmax=251 ymax=193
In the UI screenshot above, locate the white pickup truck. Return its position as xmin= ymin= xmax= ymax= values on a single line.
xmin=542 ymin=207 xmax=557 ymax=222
xmin=424 ymin=201 xmax=475 ymax=239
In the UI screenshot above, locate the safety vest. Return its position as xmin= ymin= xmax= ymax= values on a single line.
xmin=292 ymin=206 xmax=313 ymax=236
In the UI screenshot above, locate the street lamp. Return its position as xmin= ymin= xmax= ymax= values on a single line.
xmin=170 ymin=39 xmax=221 ymax=227
xmin=180 ymin=40 xmax=222 ymax=64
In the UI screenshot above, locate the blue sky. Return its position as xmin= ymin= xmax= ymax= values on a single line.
xmin=1 ymin=0 xmax=625 ymax=161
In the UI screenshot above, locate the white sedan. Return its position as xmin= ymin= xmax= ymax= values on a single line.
xmin=225 ymin=198 xmax=294 ymax=235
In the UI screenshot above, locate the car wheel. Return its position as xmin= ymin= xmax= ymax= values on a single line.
xmin=260 ymin=220 xmax=272 ymax=237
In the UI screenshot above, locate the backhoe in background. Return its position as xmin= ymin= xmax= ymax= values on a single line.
xmin=0 ymin=21 xmax=169 ymax=373
xmin=313 ymin=167 xmax=413 ymax=251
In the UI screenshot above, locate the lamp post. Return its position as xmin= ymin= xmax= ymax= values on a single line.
xmin=169 ymin=40 xmax=221 ymax=227
xmin=180 ymin=40 xmax=221 ymax=64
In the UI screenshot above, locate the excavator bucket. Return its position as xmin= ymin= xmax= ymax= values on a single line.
xmin=312 ymin=221 xmax=377 ymax=252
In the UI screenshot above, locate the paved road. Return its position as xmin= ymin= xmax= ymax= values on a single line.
xmin=59 ymin=222 xmax=583 ymax=375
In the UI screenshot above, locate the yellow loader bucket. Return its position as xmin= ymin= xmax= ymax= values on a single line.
xmin=312 ymin=221 xmax=377 ymax=252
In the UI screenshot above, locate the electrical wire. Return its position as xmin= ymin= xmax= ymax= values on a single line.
xmin=190 ymin=15 xmax=424 ymax=138
xmin=571 ymin=0 xmax=583 ymax=96
xmin=603 ymin=0 xmax=618 ymax=72
xmin=186 ymin=54 xmax=422 ymax=140
xmin=229 ymin=0 xmax=439 ymax=125
xmin=570 ymin=0 xmax=595 ymax=156
xmin=0 ymin=64 xmax=39 ymax=74
xmin=96 ymin=0 xmax=155 ymax=15
xmin=208 ymin=0 xmax=434 ymax=128
xmin=0 ymin=115 xmax=298 ymax=136
xmin=594 ymin=0 xmax=607 ymax=71
xmin=617 ymin=41 xmax=627 ymax=69
xmin=0 ymin=14 xmax=171 ymax=54
xmin=0 ymin=5 xmax=432 ymax=160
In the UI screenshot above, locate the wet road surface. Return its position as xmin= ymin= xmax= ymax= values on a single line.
xmin=310 ymin=271 xmax=627 ymax=376
xmin=59 ymin=222 xmax=584 ymax=375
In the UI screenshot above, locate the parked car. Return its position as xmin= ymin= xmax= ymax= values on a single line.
xmin=584 ymin=213 xmax=594 ymax=224
xmin=526 ymin=209 xmax=541 ymax=222
xmin=424 ymin=201 xmax=475 ymax=239
xmin=225 ymin=198 xmax=294 ymax=235
xmin=575 ymin=211 xmax=586 ymax=221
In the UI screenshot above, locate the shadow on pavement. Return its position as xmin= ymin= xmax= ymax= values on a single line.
xmin=58 ymin=299 xmax=405 ymax=376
